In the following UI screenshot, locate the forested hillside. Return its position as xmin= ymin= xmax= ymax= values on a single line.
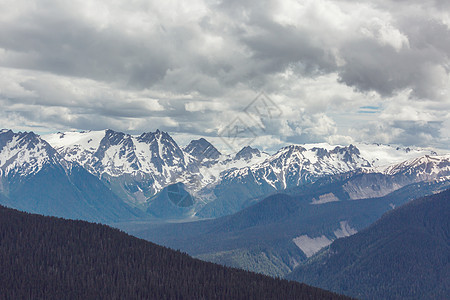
xmin=287 ymin=189 xmax=450 ymax=299
xmin=125 ymin=179 xmax=449 ymax=277
xmin=0 ymin=205 xmax=351 ymax=300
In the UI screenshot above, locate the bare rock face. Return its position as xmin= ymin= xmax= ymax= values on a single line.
xmin=184 ymin=138 xmax=221 ymax=161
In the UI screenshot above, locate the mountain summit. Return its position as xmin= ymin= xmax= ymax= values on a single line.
xmin=234 ymin=146 xmax=262 ymax=161
xmin=184 ymin=138 xmax=221 ymax=161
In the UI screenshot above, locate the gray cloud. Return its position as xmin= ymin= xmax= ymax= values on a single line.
xmin=0 ymin=0 xmax=449 ymax=150
xmin=350 ymin=119 xmax=443 ymax=148
xmin=0 ymin=16 xmax=171 ymax=87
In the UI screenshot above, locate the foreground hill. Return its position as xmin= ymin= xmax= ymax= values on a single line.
xmin=287 ymin=189 xmax=450 ymax=299
xmin=0 ymin=205 xmax=350 ymax=300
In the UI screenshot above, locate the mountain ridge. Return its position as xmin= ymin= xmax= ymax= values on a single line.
xmin=0 ymin=130 xmax=144 ymax=223
xmin=2 ymin=128 xmax=449 ymax=221
xmin=124 ymin=178 xmax=450 ymax=277
xmin=287 ymin=188 xmax=450 ymax=299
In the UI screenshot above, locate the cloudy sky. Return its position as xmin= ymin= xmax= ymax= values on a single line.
xmin=1 ymin=0 xmax=449 ymax=151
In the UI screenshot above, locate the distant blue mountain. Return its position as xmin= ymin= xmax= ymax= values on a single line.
xmin=0 ymin=130 xmax=143 ymax=223
xmin=124 ymin=174 xmax=450 ymax=277
xmin=146 ymin=182 xmax=195 ymax=219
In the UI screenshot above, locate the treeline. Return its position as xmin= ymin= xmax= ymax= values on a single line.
xmin=0 ymin=205 xmax=351 ymax=300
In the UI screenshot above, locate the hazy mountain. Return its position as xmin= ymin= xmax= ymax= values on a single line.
xmin=44 ymin=129 xmax=191 ymax=207
xmin=0 ymin=130 xmax=143 ymax=223
xmin=145 ymin=182 xmax=196 ymax=219
xmin=42 ymin=129 xmax=449 ymax=220
xmin=332 ymin=154 xmax=449 ymax=204
xmin=1 ymin=128 xmax=448 ymax=224
xmin=123 ymin=176 xmax=450 ymax=277
xmin=197 ymin=145 xmax=372 ymax=218
xmin=287 ymin=189 xmax=450 ymax=300
xmin=354 ymin=142 xmax=440 ymax=167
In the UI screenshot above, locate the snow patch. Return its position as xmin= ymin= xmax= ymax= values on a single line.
xmin=292 ymin=235 xmax=333 ymax=258
xmin=355 ymin=143 xmax=442 ymax=168
xmin=333 ymin=221 xmax=357 ymax=238
xmin=44 ymin=130 xmax=105 ymax=151
xmin=311 ymin=193 xmax=340 ymax=205
xmin=301 ymin=143 xmax=342 ymax=151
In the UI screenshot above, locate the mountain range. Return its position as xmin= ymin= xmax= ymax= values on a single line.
xmin=127 ymin=175 xmax=450 ymax=277
xmin=0 ymin=129 xmax=143 ymax=222
xmin=1 ymin=128 xmax=449 ymax=224
xmin=44 ymin=129 xmax=449 ymax=218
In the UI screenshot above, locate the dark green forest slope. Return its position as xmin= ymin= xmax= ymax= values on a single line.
xmin=287 ymin=189 xmax=450 ymax=300
xmin=0 ymin=205 xmax=351 ymax=300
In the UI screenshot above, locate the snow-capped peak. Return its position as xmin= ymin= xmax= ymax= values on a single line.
xmin=45 ymin=129 xmax=187 ymax=177
xmin=234 ymin=146 xmax=262 ymax=161
xmin=266 ymin=144 xmax=370 ymax=171
xmin=219 ymin=144 xmax=371 ymax=191
xmin=354 ymin=142 xmax=441 ymax=167
xmin=0 ymin=130 xmax=64 ymax=177
xmin=383 ymin=154 xmax=450 ymax=178
xmin=40 ymin=129 xmax=450 ymax=210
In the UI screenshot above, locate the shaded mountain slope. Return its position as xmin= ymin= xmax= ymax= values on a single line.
xmin=0 ymin=130 xmax=143 ymax=223
xmin=3 ymin=163 xmax=145 ymax=223
xmin=124 ymin=179 xmax=450 ymax=277
xmin=0 ymin=205 xmax=350 ymax=300
xmin=145 ymin=182 xmax=195 ymax=219
xmin=287 ymin=189 xmax=450 ymax=300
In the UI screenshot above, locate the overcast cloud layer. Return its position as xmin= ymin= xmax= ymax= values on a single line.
xmin=0 ymin=0 xmax=449 ymax=151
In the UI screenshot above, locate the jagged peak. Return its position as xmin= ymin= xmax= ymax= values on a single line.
xmin=101 ymin=129 xmax=133 ymax=147
xmin=310 ymin=147 xmax=330 ymax=157
xmin=238 ymin=145 xmax=258 ymax=152
xmin=0 ymin=129 xmax=64 ymax=177
xmin=137 ymin=129 xmax=173 ymax=143
xmin=234 ymin=146 xmax=261 ymax=160
xmin=185 ymin=137 xmax=215 ymax=148
xmin=383 ymin=154 xmax=450 ymax=175
xmin=197 ymin=137 xmax=209 ymax=144
xmin=278 ymin=144 xmax=307 ymax=153
xmin=184 ymin=138 xmax=221 ymax=160
xmin=137 ymin=131 xmax=155 ymax=141
xmin=330 ymin=144 xmax=360 ymax=155
xmin=105 ymin=128 xmax=126 ymax=136
xmin=4 ymin=130 xmax=43 ymax=145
